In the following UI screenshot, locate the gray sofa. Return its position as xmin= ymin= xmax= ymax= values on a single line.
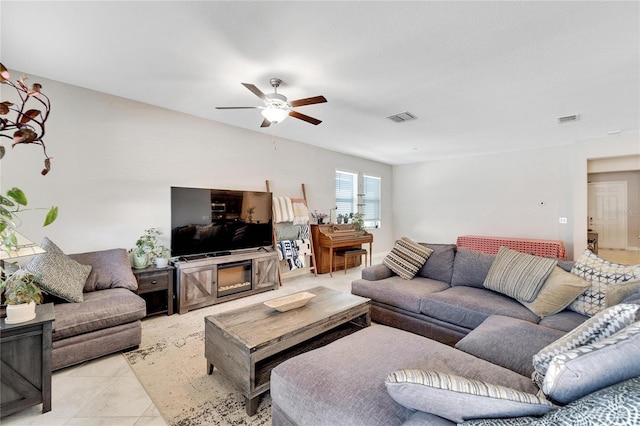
xmin=271 ymin=244 xmax=640 ymax=425
xmin=29 ymin=245 xmax=147 ymax=371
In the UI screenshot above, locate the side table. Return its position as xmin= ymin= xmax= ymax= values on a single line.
xmin=133 ymin=265 xmax=174 ymax=316
xmin=1 ymin=303 xmax=55 ymax=417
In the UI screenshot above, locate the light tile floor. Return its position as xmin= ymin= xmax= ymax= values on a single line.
xmin=2 ymin=353 xmax=166 ymax=426
xmin=2 ymin=258 xmax=377 ymax=425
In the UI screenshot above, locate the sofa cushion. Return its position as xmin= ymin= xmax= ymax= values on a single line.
xmin=385 ymin=370 xmax=555 ymax=424
xmin=520 ymin=267 xmax=590 ymax=318
xmin=542 ymin=320 xmax=640 ymax=404
xmin=383 ymin=237 xmax=433 ymax=280
xmin=462 ymin=376 xmax=640 ymax=426
xmin=455 ymin=316 xmax=565 ymax=377
xmin=483 ymin=247 xmax=557 ymax=303
xmin=532 ymin=303 xmax=640 ymax=387
xmin=24 ymin=237 xmax=91 ymax=303
xmin=270 ymin=325 xmax=539 ymax=426
xmin=69 ymin=248 xmax=138 ymax=292
xmin=417 ymin=243 xmax=456 ymax=284
xmin=538 ymin=310 xmax=588 ymax=332
xmin=351 ymin=276 xmax=449 ymax=313
xmin=419 ymin=286 xmax=540 ymax=330
xmin=569 ymin=249 xmax=640 ymax=316
xmin=51 ymin=288 xmax=147 ymax=340
xmin=450 ymin=248 xmax=495 ymax=288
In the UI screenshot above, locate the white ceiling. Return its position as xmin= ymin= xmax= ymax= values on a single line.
xmin=1 ymin=1 xmax=638 ymax=165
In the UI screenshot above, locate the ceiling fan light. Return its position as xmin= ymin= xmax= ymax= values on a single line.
xmin=261 ymin=107 xmax=289 ymax=123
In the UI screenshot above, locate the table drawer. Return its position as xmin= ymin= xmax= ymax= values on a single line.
xmin=137 ymin=272 xmax=170 ymax=293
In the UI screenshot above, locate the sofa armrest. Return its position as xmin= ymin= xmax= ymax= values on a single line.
xmin=362 ymin=263 xmax=394 ymax=281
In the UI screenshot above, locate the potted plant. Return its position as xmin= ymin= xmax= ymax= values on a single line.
xmin=311 ymin=210 xmax=328 ymax=224
xmin=0 ymin=269 xmax=43 ymax=323
xmin=1 ymin=187 xmax=57 ymax=323
xmin=351 ymin=212 xmax=365 ymax=236
xmin=132 ymin=228 xmax=170 ymax=268
xmin=152 ymin=245 xmax=171 ymax=268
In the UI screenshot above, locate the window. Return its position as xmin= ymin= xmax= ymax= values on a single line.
xmin=335 ymin=170 xmax=357 ymax=216
xmin=335 ymin=170 xmax=381 ymax=228
xmin=362 ymin=175 xmax=381 ymax=228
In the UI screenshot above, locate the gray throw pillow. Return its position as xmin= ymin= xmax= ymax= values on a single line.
xmin=385 ymin=370 xmax=555 ymax=423
xmin=542 ymin=321 xmax=640 ymax=404
xmin=483 ymin=247 xmax=557 ymax=303
xmin=417 ymin=243 xmax=456 ymax=283
xmin=24 ymin=237 xmax=92 ymax=303
xmin=450 ymin=247 xmax=496 ymax=288
xmin=69 ymin=248 xmax=138 ymax=292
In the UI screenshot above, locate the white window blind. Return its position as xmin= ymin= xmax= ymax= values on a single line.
xmin=362 ymin=175 xmax=381 ymax=227
xmin=335 ymin=170 xmax=357 ymax=217
xmin=335 ymin=170 xmax=382 ymax=228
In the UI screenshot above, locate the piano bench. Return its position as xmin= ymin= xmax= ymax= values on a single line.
xmin=333 ymin=249 xmax=368 ymax=274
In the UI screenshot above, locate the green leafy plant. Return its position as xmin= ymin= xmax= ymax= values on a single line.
xmin=133 ymin=228 xmax=170 ymax=261
xmin=1 ymin=187 xmax=58 ymax=253
xmin=351 ymin=212 xmax=365 ymax=236
xmin=0 ymin=187 xmax=57 ymax=306
xmin=0 ymin=269 xmax=43 ymax=305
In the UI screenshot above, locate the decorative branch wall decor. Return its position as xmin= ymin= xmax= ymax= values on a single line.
xmin=0 ymin=63 xmax=52 ymax=175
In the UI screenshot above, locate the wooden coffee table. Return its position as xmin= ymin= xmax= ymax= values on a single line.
xmin=204 ymin=286 xmax=370 ymax=415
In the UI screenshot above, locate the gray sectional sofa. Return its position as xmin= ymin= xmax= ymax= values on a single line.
xmin=271 ymin=243 xmax=640 ymax=425
xmin=24 ymin=240 xmax=147 ymax=370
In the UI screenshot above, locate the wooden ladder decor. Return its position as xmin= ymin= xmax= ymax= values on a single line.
xmin=266 ymin=180 xmax=318 ymax=285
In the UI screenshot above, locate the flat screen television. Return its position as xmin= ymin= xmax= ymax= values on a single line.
xmin=170 ymin=186 xmax=273 ymax=258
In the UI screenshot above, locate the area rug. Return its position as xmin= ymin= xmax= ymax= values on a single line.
xmin=123 ymin=308 xmax=272 ymax=426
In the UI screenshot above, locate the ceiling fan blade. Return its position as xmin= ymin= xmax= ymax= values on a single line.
xmin=260 ymin=118 xmax=271 ymax=128
xmin=242 ymin=83 xmax=267 ymax=101
xmin=290 ymin=96 xmax=327 ymax=108
xmin=289 ymin=110 xmax=322 ymax=125
xmin=215 ymin=106 xmax=260 ymax=109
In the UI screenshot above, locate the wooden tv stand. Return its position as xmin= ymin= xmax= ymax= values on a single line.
xmin=173 ymin=249 xmax=278 ymax=314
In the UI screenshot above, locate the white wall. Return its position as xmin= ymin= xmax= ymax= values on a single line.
xmin=392 ymin=146 xmax=573 ymax=247
xmin=392 ymin=134 xmax=640 ymax=260
xmin=1 ymin=75 xmax=394 ymax=255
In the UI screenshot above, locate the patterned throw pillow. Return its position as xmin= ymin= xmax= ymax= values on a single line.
xmin=24 ymin=237 xmax=92 ymax=303
xmin=383 ymin=237 xmax=433 ymax=280
xmin=385 ymin=370 xmax=555 ymax=423
xmin=483 ymin=247 xmax=557 ymax=303
xmin=569 ymin=249 xmax=640 ymax=316
xmin=531 ymin=303 xmax=640 ymax=387
xmin=542 ymin=321 xmax=640 ymax=404
xmin=461 ymin=377 xmax=640 ymax=426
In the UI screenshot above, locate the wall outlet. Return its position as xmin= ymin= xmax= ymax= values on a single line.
xmin=559 ymin=217 xmax=568 ymax=224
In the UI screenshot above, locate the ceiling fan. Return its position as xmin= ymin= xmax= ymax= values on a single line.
xmin=215 ymin=78 xmax=327 ymax=128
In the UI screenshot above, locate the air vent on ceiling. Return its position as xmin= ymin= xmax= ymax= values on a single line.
xmin=387 ymin=111 xmax=417 ymax=123
xmin=557 ymin=114 xmax=580 ymax=124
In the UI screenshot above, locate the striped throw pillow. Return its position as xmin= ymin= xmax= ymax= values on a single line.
xmin=385 ymin=370 xmax=555 ymax=423
xmin=483 ymin=247 xmax=557 ymax=303
xmin=383 ymin=237 xmax=433 ymax=280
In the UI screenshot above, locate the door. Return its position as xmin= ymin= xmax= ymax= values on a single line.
xmin=588 ymin=181 xmax=627 ymax=249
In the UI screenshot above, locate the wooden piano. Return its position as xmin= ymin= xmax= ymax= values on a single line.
xmin=311 ymin=224 xmax=373 ymax=275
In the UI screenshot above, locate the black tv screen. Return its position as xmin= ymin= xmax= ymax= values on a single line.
xmin=170 ymin=186 xmax=273 ymax=258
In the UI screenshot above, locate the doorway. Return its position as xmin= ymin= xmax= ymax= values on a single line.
xmin=588 ymin=181 xmax=628 ymax=249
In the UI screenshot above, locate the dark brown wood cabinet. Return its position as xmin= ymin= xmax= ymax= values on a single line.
xmin=1 ymin=303 xmax=55 ymax=418
xmin=133 ymin=266 xmax=174 ymax=316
